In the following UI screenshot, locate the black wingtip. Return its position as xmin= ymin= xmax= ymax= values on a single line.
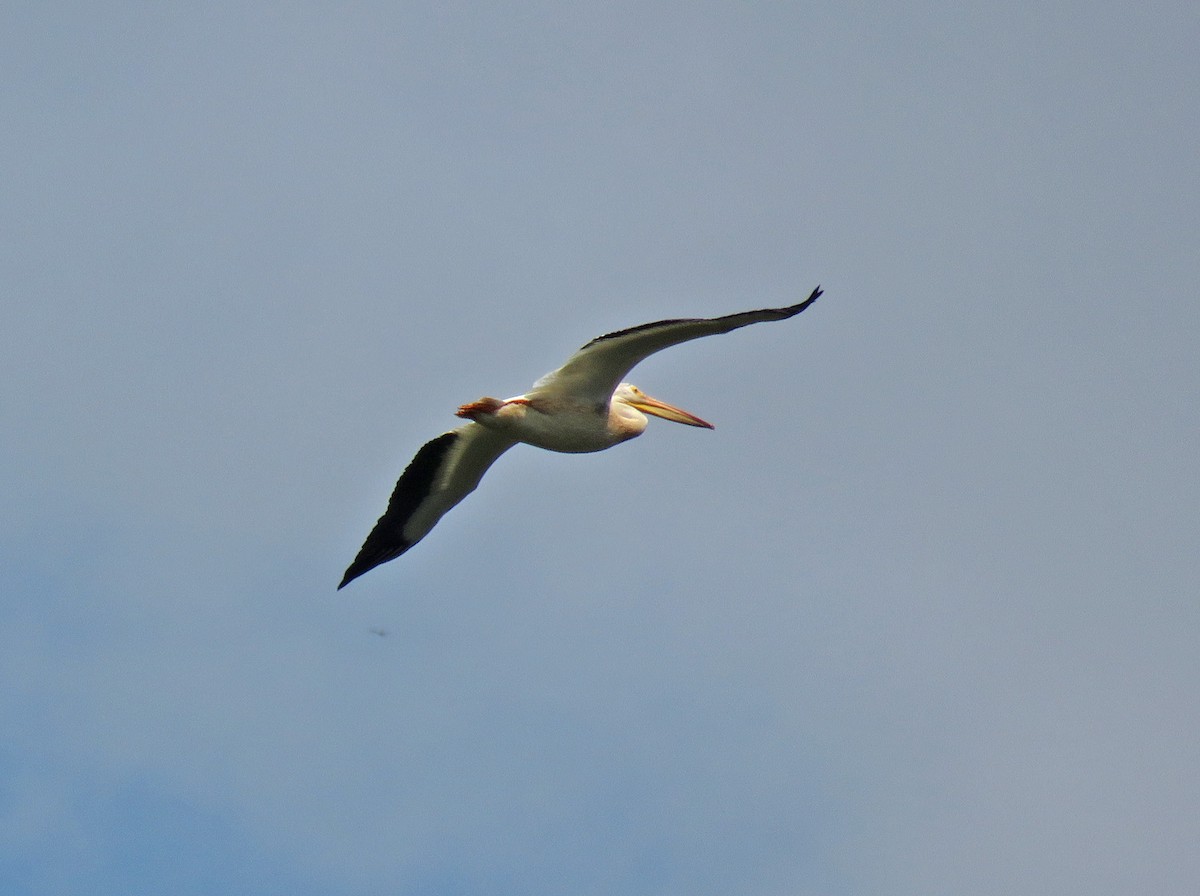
xmin=779 ymin=285 xmax=822 ymax=318
xmin=337 ymin=539 xmax=386 ymax=591
xmin=338 ymin=552 xmax=386 ymax=590
xmin=337 ymin=550 xmax=393 ymax=591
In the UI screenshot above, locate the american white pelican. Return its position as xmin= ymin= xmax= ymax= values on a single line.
xmin=339 ymin=286 xmax=822 ymax=588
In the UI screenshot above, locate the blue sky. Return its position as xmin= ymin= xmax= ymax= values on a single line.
xmin=3 ymin=3 xmax=1198 ymax=894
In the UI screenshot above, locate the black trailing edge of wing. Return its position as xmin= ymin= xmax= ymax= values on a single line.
xmin=338 ymin=430 xmax=459 ymax=589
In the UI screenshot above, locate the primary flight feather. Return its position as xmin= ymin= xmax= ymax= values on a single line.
xmin=339 ymin=286 xmax=822 ymax=588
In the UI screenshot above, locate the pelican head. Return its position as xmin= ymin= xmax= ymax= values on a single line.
xmin=613 ymin=383 xmax=714 ymax=429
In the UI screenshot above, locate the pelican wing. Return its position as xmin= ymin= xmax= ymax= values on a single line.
xmin=531 ymin=286 xmax=822 ymax=404
xmin=338 ymin=424 xmax=516 ymax=588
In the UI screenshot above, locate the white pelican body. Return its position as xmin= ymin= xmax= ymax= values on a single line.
xmin=339 ymin=287 xmax=822 ymax=588
xmin=458 ymin=383 xmax=710 ymax=453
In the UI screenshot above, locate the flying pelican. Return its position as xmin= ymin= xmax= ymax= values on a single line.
xmin=339 ymin=286 xmax=822 ymax=589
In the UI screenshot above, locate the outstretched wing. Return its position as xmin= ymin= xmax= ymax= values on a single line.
xmin=338 ymin=424 xmax=516 ymax=588
xmin=530 ymin=286 xmax=822 ymax=405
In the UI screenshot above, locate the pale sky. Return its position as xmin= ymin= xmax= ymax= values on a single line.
xmin=3 ymin=3 xmax=1198 ymax=894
